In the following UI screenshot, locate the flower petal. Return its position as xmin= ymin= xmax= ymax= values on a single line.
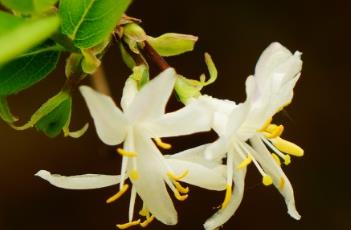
xmin=204 ymin=150 xmax=247 ymax=230
xmin=145 ymin=98 xmax=212 ymax=138
xmin=35 ymin=170 xmax=120 ymax=190
xmin=79 ymin=86 xmax=128 ymax=145
xmin=170 ymin=144 xmax=221 ymax=167
xmin=166 ymin=158 xmax=226 ymax=191
xmin=120 ymin=78 xmax=138 ymax=111
xmin=132 ymin=129 xmax=177 ymax=225
xmin=125 ymin=68 xmax=176 ymax=122
xmin=249 ymin=136 xmax=301 ymax=220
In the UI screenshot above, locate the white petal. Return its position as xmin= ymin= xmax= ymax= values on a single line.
xmin=132 ymin=130 xmax=177 ymax=225
xmin=255 ymin=42 xmax=293 ymax=85
xmin=204 ymin=138 xmax=228 ymax=161
xmin=120 ymin=78 xmax=138 ymax=111
xmin=225 ymin=102 xmax=250 ymax=138
xmin=166 ymin=158 xmax=226 ymax=191
xmin=170 ymin=144 xmax=221 ymax=167
xmin=145 ymin=98 xmax=212 ymax=138
xmin=204 ymin=150 xmax=247 ymax=230
xmin=249 ymin=136 xmax=301 ymax=220
xmin=35 ymin=170 xmax=120 ymax=190
xmin=79 ymin=86 xmax=128 ymax=145
xmin=125 ymin=68 xmax=176 ymax=122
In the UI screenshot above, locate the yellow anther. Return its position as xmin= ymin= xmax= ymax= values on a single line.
xmin=264 ymin=124 xmax=284 ymax=139
xmin=262 ymin=175 xmax=273 ymax=186
xmin=154 ymin=138 xmax=172 ymax=150
xmin=140 ymin=216 xmax=155 ymax=228
xmin=129 ymin=169 xmax=139 ymax=181
xmin=168 ymin=170 xmax=189 ymax=181
xmin=117 ymin=148 xmax=137 ymax=157
xmin=174 ymin=190 xmax=188 ymax=201
xmin=271 ymin=137 xmax=304 ymax=157
xmin=279 ymin=177 xmax=285 ymax=189
xmin=221 ymin=184 xmax=232 ymax=209
xmin=116 ymin=219 xmax=141 ymax=229
xmin=237 ymin=155 xmax=252 ymax=169
xmin=106 ymin=184 xmax=129 ymax=204
xmin=174 ymin=181 xmax=190 ymax=194
xmin=259 ymin=117 xmax=272 ymax=131
xmin=271 ymin=153 xmax=281 ymax=166
xmin=139 ymin=208 xmax=148 ymax=217
xmin=283 ymin=154 xmax=291 ymax=165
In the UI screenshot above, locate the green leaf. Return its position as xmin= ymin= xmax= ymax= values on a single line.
xmin=0 ymin=42 xmax=60 ymax=95
xmin=175 ymin=53 xmax=217 ymax=104
xmin=147 ymin=33 xmax=198 ymax=57
xmin=59 ymin=0 xmax=131 ymax=48
xmin=35 ymin=95 xmax=71 ymax=137
xmin=0 ymin=0 xmax=58 ymax=14
xmin=0 ymin=12 xmax=60 ymax=65
xmin=12 ymin=91 xmax=70 ymax=131
xmin=0 ymin=96 xmax=17 ymax=123
xmin=130 ymin=65 xmax=149 ymax=89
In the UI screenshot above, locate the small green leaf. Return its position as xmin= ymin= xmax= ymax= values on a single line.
xmin=0 ymin=12 xmax=60 ymax=65
xmin=130 ymin=65 xmax=149 ymax=89
xmin=59 ymin=0 xmax=131 ymax=48
xmin=0 ymin=42 xmax=60 ymax=95
xmin=0 ymin=96 xmax=17 ymax=123
xmin=119 ymin=42 xmax=136 ymax=69
xmin=175 ymin=53 xmax=218 ymax=104
xmin=35 ymin=96 xmax=71 ymax=137
xmin=0 ymin=0 xmax=58 ymax=14
xmin=147 ymin=33 xmax=198 ymax=57
xmin=12 ymin=91 xmax=69 ymax=131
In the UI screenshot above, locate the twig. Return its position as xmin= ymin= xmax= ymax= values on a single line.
xmin=90 ymin=64 xmax=111 ymax=96
xmin=141 ymin=41 xmax=170 ymax=71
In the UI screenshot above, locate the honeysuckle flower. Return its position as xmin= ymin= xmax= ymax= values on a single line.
xmin=199 ymin=42 xmax=304 ymax=229
xmin=36 ymin=68 xmax=222 ymax=228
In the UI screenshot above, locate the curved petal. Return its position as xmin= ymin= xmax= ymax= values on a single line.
xmin=166 ymin=158 xmax=226 ymax=191
xmin=79 ymin=86 xmax=128 ymax=145
xmin=249 ymin=136 xmax=301 ymax=220
xmin=255 ymin=42 xmax=293 ymax=86
xmin=120 ymin=78 xmax=138 ymax=111
xmin=169 ymin=144 xmax=221 ymax=167
xmin=204 ymin=150 xmax=247 ymax=230
xmin=35 ymin=170 xmax=120 ymax=190
xmin=132 ymin=130 xmax=177 ymax=225
xmin=125 ymin=68 xmax=176 ymax=122
xmin=204 ymin=138 xmax=228 ymax=161
xmin=145 ymin=98 xmax=212 ymax=138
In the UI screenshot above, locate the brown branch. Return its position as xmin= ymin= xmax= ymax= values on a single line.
xmin=90 ymin=64 xmax=111 ymax=96
xmin=141 ymin=41 xmax=170 ymax=71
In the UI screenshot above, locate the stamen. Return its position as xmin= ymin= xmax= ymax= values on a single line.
xmin=129 ymin=169 xmax=139 ymax=181
xmin=139 ymin=208 xmax=148 ymax=217
xmin=106 ymin=184 xmax=129 ymax=204
xmin=279 ymin=177 xmax=285 ymax=189
xmin=128 ymin=186 xmax=137 ymax=222
xmin=262 ymin=175 xmax=273 ymax=186
xmin=271 ymin=153 xmax=281 ymax=166
xmin=140 ymin=216 xmax=155 ymax=228
xmin=154 ymin=138 xmax=172 ymax=150
xmin=174 ymin=181 xmax=189 ymax=194
xmin=116 ymin=219 xmax=141 ymax=229
xmin=283 ymin=154 xmax=291 ymax=165
xmin=117 ymin=148 xmax=137 ymax=157
xmin=261 ymin=137 xmax=291 ymax=166
xmin=167 ymin=170 xmax=189 ymax=181
xmin=271 ymin=137 xmax=304 ymax=157
xmin=221 ymin=184 xmax=232 ymax=209
xmin=237 ymin=155 xmax=252 ymax=169
xmin=264 ymin=124 xmax=284 ymax=138
xmin=174 ymin=190 xmax=188 ymax=201
xmin=259 ymin=117 xmax=272 ymax=131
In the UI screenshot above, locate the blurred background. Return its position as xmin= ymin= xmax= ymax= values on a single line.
xmin=1 ymin=0 xmax=350 ymax=229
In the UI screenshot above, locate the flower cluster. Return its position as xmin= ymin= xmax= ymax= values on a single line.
xmin=36 ymin=42 xmax=303 ymax=229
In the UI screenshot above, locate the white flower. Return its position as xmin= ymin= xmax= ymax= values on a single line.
xmin=36 ymin=68 xmax=225 ymax=229
xmin=201 ymin=42 xmax=303 ymax=230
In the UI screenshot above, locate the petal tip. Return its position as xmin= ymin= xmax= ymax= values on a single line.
xmin=35 ymin=170 xmax=50 ymax=179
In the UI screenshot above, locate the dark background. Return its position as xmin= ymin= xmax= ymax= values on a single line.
xmin=0 ymin=0 xmax=350 ymax=229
